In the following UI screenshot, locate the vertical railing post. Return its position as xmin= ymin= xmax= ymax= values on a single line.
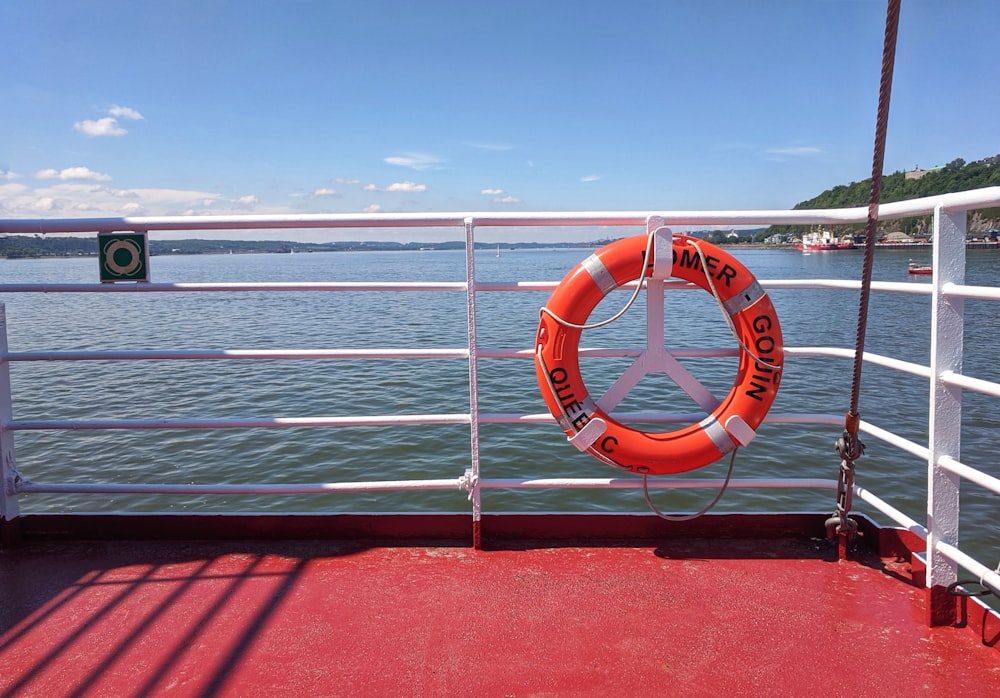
xmin=0 ymin=303 xmax=21 ymax=523
xmin=926 ymin=203 xmax=965 ymax=624
xmin=463 ymin=218 xmax=483 ymax=547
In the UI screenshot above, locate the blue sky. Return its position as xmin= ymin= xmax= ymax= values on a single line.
xmin=1 ymin=0 xmax=997 ymax=241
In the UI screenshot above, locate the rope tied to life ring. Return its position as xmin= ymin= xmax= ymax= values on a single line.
xmin=534 ymin=232 xmax=784 ymax=501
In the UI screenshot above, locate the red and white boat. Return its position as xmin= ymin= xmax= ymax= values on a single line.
xmin=799 ymin=228 xmax=856 ymax=251
xmin=909 ymin=260 xmax=934 ymax=275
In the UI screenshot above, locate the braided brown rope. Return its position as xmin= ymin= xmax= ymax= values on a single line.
xmin=848 ymin=0 xmax=902 ymax=426
xmin=828 ymin=0 xmax=902 ymax=551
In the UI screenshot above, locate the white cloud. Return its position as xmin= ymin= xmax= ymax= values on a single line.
xmin=494 ymin=195 xmax=521 ymax=204
xmin=120 ymin=188 xmax=222 ymax=205
xmin=313 ymin=187 xmax=338 ymax=197
xmin=74 ymin=117 xmax=128 ymax=137
xmin=465 ymin=142 xmax=515 ymax=151
xmin=0 ymin=183 xmax=27 ymax=214
xmin=0 ymin=182 xmax=28 ymax=195
xmin=363 ymin=204 xmax=382 ymax=213
xmin=336 ymin=178 xmax=361 ymax=185
xmin=384 ymin=153 xmax=445 ymax=171
xmin=109 ymin=105 xmax=144 ymax=120
xmin=35 ymin=166 xmax=112 ymax=181
xmin=480 ymin=188 xmax=504 ymax=196
xmin=236 ymin=194 xmax=259 ymax=206
xmin=765 ymin=146 xmax=823 ymax=156
xmin=73 ymin=105 xmax=143 ymax=137
xmin=89 ymin=185 xmax=139 ymax=199
xmin=385 ymin=181 xmax=427 ymax=193
xmin=31 ymin=196 xmax=59 ymax=212
xmin=1 ymin=170 xmax=18 ymax=181
xmin=580 ymin=175 xmax=600 ymax=182
xmin=363 ymin=183 xmax=379 ymax=192
xmin=0 ymin=182 xmax=228 ymax=218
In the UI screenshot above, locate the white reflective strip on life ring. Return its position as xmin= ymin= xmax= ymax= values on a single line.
xmin=699 ymin=414 xmax=736 ymax=454
xmin=553 ymin=393 xmax=601 ymax=434
xmin=582 ymin=253 xmax=618 ymax=295
xmin=568 ymin=417 xmax=608 ymax=452
xmin=721 ymin=279 xmax=765 ymax=317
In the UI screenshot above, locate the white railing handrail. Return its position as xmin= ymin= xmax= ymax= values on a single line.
xmin=0 ymin=412 xmax=855 ymax=431
xmin=2 ymin=187 xmax=999 ymax=598
xmin=0 ymin=278 xmax=937 ymax=294
xmin=14 ymin=476 xmax=839 ymax=496
xmin=2 ymin=348 xmax=471 ymax=362
xmin=0 ymin=281 xmax=469 ymax=293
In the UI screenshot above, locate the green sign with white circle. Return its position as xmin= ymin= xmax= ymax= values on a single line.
xmin=98 ymin=232 xmax=149 ymax=283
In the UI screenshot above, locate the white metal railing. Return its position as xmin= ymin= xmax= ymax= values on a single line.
xmin=3 ymin=188 xmax=1000 ymax=598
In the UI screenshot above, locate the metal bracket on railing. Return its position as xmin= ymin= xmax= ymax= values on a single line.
xmin=4 ymin=466 xmax=24 ymax=496
xmin=458 ymin=468 xmax=479 ymax=501
xmin=946 ymin=557 xmax=1000 ymax=599
xmin=646 ymin=216 xmax=673 ymax=280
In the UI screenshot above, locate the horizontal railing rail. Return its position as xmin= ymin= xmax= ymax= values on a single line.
xmin=2 ymin=187 xmax=1000 ymax=602
xmin=15 ymin=477 xmax=841 ymax=496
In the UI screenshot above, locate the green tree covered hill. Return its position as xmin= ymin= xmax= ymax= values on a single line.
xmin=767 ymin=154 xmax=1000 ymax=240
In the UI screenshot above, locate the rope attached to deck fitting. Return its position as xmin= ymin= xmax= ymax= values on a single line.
xmin=827 ymin=0 xmax=902 ymax=548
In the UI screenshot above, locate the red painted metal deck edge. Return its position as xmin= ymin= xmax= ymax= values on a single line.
xmin=6 ymin=511 xmax=842 ymax=545
xmin=3 ymin=512 xmax=475 ymax=546
xmin=2 ymin=517 xmax=998 ymax=697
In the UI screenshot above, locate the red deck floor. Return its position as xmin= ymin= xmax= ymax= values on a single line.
xmin=2 ymin=516 xmax=998 ymax=697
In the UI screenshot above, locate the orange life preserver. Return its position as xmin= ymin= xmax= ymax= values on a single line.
xmin=534 ymin=234 xmax=783 ymax=475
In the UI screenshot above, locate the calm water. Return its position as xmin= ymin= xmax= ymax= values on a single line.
xmin=1 ymin=245 xmax=998 ymax=560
